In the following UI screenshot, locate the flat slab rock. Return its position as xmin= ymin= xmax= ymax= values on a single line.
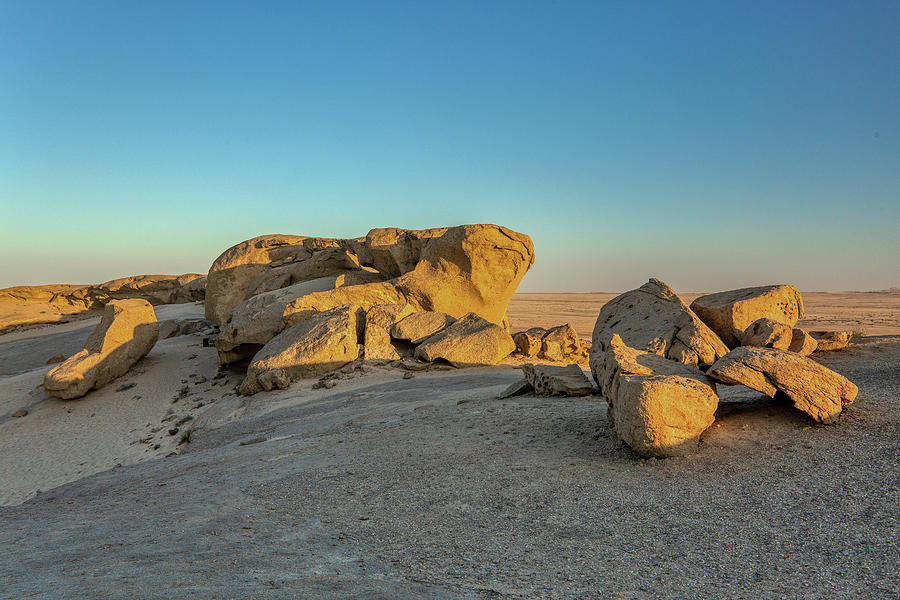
xmin=521 ymin=364 xmax=593 ymax=396
xmin=707 ymin=346 xmax=857 ymax=424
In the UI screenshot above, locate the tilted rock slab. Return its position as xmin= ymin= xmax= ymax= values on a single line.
xmin=707 ymin=346 xmax=857 ymax=424
xmin=690 ymin=285 xmax=804 ymax=348
xmin=522 ymin=364 xmax=593 ymax=396
xmin=600 ymin=334 xmax=719 ymax=458
xmin=390 ymin=311 xmax=456 ymax=344
xmin=213 ymin=225 xmax=534 ymax=364
xmin=363 ymin=303 xmax=416 ymax=361
xmin=788 ymin=328 xmax=818 ymax=356
xmin=739 ymin=317 xmax=793 ymax=350
xmin=43 ymin=299 xmax=159 ymax=399
xmin=589 ymin=278 xmax=728 ymax=377
xmin=414 ymin=313 xmax=515 ymax=367
xmin=239 ymin=306 xmax=361 ymax=396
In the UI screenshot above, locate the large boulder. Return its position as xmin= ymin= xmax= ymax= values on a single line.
xmin=739 ymin=317 xmax=793 ymax=350
xmin=213 ymin=225 xmax=534 ymax=364
xmin=707 ymin=346 xmax=857 ymax=424
xmin=522 ymin=364 xmax=593 ymax=396
xmin=690 ymin=285 xmax=804 ymax=348
xmin=590 ymin=278 xmax=728 ymax=378
xmin=599 ymin=334 xmax=719 ymax=458
xmin=363 ymin=303 xmax=416 ymax=361
xmin=390 ymin=311 xmax=456 ymax=344
xmin=239 ymin=306 xmax=361 ymax=396
xmin=43 ymin=299 xmax=159 ymax=399
xmin=414 ymin=313 xmax=515 ymax=367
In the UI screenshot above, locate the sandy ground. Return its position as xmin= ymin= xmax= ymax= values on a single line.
xmin=0 ymin=295 xmax=897 ymax=598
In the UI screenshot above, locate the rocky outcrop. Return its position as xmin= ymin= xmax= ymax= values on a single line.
xmin=739 ymin=317 xmax=792 ymax=350
xmin=414 ymin=313 xmax=515 ymax=367
xmin=811 ymin=331 xmax=852 ymax=351
xmin=788 ymin=329 xmax=818 ymax=356
xmin=390 ymin=311 xmax=456 ymax=344
xmin=43 ymin=299 xmax=159 ymax=399
xmin=522 ymin=364 xmax=593 ymax=396
xmin=363 ymin=304 xmax=416 ymax=361
xmin=599 ymin=334 xmax=719 ymax=457
xmin=515 ymin=324 xmax=589 ymax=362
xmin=690 ymin=285 xmax=804 ymax=348
xmin=213 ymin=225 xmax=534 ymax=364
xmin=158 ymin=317 xmax=218 ymax=339
xmin=707 ymin=346 xmax=857 ymax=424
xmin=589 ymin=278 xmax=728 ymax=378
xmin=239 ymin=306 xmax=361 ymax=396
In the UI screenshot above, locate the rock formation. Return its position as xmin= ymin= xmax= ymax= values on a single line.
xmin=522 ymin=364 xmax=593 ymax=396
xmin=707 ymin=346 xmax=857 ymax=424
xmin=514 ymin=324 xmax=589 ymax=362
xmin=690 ymin=285 xmax=804 ymax=348
xmin=414 ymin=313 xmax=515 ymax=367
xmin=390 ymin=311 xmax=456 ymax=344
xmin=363 ymin=304 xmax=416 ymax=361
xmin=239 ymin=306 xmax=362 ymax=396
xmin=598 ymin=334 xmax=719 ymax=458
xmin=212 ymin=225 xmax=534 ymax=364
xmin=43 ymin=299 xmax=159 ymax=399
xmin=589 ymin=278 xmax=728 ymax=377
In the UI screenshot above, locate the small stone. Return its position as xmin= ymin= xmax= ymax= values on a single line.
xmin=498 ymin=379 xmax=533 ymax=399
xmin=115 ymin=382 xmax=137 ymax=392
xmin=402 ymin=372 xmax=414 ymax=380
xmin=12 ymin=409 xmax=28 ymax=418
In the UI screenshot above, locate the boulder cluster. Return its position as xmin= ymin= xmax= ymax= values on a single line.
xmin=204 ymin=225 xmax=536 ymax=394
xmin=590 ymin=278 xmax=858 ymax=457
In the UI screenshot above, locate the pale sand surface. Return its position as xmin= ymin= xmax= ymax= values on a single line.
xmin=507 ymin=291 xmax=900 ymax=337
xmin=0 ymin=295 xmax=897 ymax=597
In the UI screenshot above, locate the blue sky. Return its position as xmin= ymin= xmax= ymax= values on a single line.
xmin=1 ymin=0 xmax=898 ymax=292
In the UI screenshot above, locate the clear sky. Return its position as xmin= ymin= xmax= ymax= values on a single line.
xmin=1 ymin=0 xmax=898 ymax=292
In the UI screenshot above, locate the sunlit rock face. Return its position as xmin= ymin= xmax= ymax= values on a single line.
xmin=690 ymin=284 xmax=804 ymax=348
xmin=208 ymin=225 xmax=534 ymax=364
xmin=43 ymin=299 xmax=159 ymax=399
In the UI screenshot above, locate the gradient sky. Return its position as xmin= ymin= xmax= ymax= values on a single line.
xmin=1 ymin=1 xmax=898 ymax=292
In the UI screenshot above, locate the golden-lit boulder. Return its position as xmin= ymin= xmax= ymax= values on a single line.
xmin=390 ymin=311 xmax=456 ymax=344
xmin=788 ymin=328 xmax=818 ymax=356
xmin=707 ymin=346 xmax=857 ymax=424
xmin=239 ymin=306 xmax=361 ymax=396
xmin=810 ymin=330 xmax=852 ymax=351
xmin=43 ymin=299 xmax=159 ymax=399
xmin=589 ymin=278 xmax=728 ymax=376
xmin=363 ymin=303 xmax=416 ymax=361
xmin=690 ymin=285 xmax=804 ymax=348
xmin=600 ymin=334 xmax=719 ymax=458
xmin=738 ymin=317 xmax=793 ymax=350
xmin=414 ymin=313 xmax=516 ymax=367
xmin=212 ymin=225 xmax=534 ymax=365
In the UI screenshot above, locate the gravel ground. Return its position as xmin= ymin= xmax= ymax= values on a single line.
xmin=1 ymin=337 xmax=897 ymax=599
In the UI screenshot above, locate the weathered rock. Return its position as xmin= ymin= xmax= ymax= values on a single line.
xmin=363 ymin=304 xmax=416 ymax=361
xmin=213 ymin=225 xmax=534 ymax=364
xmin=45 ymin=354 xmax=66 ymax=365
xmin=497 ymin=378 xmax=533 ymax=399
xmin=707 ymin=346 xmax=857 ymax=424
xmin=522 ymin=364 xmax=593 ymax=396
xmin=600 ymin=334 xmax=719 ymax=458
xmin=811 ymin=331 xmax=852 ymax=351
xmin=43 ymin=299 xmax=159 ymax=399
xmin=239 ymin=306 xmax=361 ymax=396
xmin=158 ymin=317 xmax=217 ymax=339
xmin=414 ymin=313 xmax=515 ymax=367
xmin=12 ymin=409 xmax=28 ymax=418
xmin=690 ymin=285 xmax=804 ymax=348
xmin=590 ymin=278 xmax=728 ymax=379
xmin=513 ymin=327 xmax=547 ymax=357
xmin=539 ymin=323 xmax=586 ymax=362
xmin=390 ymin=311 xmax=456 ymax=344
xmin=739 ymin=318 xmax=793 ymax=350
xmin=788 ymin=329 xmax=818 ymax=356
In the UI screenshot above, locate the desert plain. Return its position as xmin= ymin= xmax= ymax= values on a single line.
xmin=0 ymin=287 xmax=897 ymax=599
